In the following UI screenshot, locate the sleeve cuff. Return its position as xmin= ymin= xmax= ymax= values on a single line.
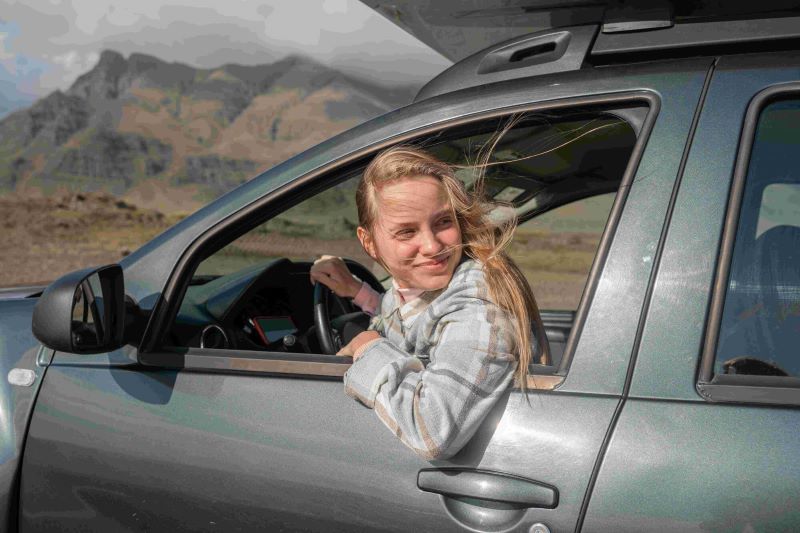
xmin=352 ymin=281 xmax=381 ymax=316
xmin=353 ymin=337 xmax=382 ymax=359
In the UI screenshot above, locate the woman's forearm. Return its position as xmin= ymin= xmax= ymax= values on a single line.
xmin=352 ymin=281 xmax=381 ymax=316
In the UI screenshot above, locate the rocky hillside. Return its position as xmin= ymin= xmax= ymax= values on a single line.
xmin=0 ymin=50 xmax=415 ymax=210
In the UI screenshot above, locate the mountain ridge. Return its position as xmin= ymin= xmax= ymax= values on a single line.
xmin=0 ymin=49 xmax=417 ymax=207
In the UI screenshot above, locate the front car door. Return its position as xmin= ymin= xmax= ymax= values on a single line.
xmin=20 ymin=58 xmax=709 ymax=532
xmin=582 ymin=52 xmax=800 ymax=531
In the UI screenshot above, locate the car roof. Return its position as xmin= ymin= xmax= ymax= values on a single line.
xmin=360 ymin=0 xmax=800 ymax=62
xmin=359 ymin=1 xmax=800 ymax=101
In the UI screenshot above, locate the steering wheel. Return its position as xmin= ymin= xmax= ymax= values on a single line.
xmin=313 ymin=259 xmax=383 ymax=355
xmin=313 ymin=283 xmax=342 ymax=354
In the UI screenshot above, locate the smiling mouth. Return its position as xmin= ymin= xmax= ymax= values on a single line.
xmin=417 ymin=254 xmax=450 ymax=268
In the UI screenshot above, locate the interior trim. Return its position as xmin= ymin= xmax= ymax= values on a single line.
xmin=141 ymin=348 xmax=352 ymax=378
xmin=524 ymin=375 xmax=565 ymax=391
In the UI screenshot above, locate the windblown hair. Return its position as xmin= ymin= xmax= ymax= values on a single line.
xmin=356 ymin=144 xmax=550 ymax=390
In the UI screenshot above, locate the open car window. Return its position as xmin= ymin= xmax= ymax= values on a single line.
xmin=166 ymin=105 xmax=642 ymax=379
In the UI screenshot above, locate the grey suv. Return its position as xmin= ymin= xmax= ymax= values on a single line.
xmin=2 ymin=2 xmax=800 ymax=532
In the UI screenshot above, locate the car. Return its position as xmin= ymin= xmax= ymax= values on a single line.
xmin=2 ymin=2 xmax=800 ymax=531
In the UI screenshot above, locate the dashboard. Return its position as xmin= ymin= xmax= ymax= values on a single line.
xmin=170 ymin=258 xmax=374 ymax=353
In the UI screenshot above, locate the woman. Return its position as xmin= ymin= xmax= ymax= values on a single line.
xmin=310 ymin=146 xmax=547 ymax=460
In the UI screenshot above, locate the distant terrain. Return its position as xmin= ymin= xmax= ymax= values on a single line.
xmin=0 ymin=50 xmax=416 ymax=286
xmin=0 ymin=50 xmax=610 ymax=310
xmin=0 ymin=50 xmax=414 ymax=208
xmin=0 ymin=192 xmax=176 ymax=286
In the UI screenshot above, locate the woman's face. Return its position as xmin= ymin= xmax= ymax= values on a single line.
xmin=359 ymin=175 xmax=462 ymax=290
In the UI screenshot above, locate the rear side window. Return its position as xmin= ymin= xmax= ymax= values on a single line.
xmin=714 ymin=98 xmax=800 ymax=378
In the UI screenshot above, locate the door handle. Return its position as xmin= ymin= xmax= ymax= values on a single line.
xmin=417 ymin=468 xmax=558 ymax=509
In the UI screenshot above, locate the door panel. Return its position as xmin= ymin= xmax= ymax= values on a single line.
xmin=584 ymin=53 xmax=800 ymax=531
xmin=628 ymin=53 xmax=800 ymax=401
xmin=582 ymin=401 xmax=800 ymax=532
xmin=21 ymin=364 xmax=617 ymax=532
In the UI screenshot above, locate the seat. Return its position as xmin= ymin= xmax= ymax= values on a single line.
xmin=719 ymin=225 xmax=800 ymax=377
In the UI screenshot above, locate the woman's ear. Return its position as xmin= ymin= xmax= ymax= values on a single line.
xmin=357 ymin=226 xmax=377 ymax=260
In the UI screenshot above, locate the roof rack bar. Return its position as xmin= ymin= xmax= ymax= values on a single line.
xmin=592 ymin=15 xmax=800 ymax=56
xmin=602 ymin=1 xmax=674 ymax=33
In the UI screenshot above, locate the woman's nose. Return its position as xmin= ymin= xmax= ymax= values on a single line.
xmin=420 ymin=228 xmax=443 ymax=255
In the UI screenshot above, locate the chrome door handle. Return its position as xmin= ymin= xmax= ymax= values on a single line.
xmin=417 ymin=468 xmax=558 ymax=508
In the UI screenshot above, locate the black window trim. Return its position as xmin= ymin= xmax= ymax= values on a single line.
xmin=698 ymin=82 xmax=800 ymax=406
xmin=138 ymin=91 xmax=659 ymax=387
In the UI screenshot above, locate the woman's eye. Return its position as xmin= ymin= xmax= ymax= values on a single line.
xmin=395 ymin=229 xmax=415 ymax=239
xmin=436 ymin=217 xmax=453 ymax=228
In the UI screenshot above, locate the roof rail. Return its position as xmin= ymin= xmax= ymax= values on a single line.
xmin=415 ymin=25 xmax=598 ymax=102
xmin=592 ymin=15 xmax=800 ymax=57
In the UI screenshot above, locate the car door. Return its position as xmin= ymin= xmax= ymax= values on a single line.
xmin=582 ymin=52 xmax=800 ymax=531
xmin=19 ymin=59 xmax=710 ymax=533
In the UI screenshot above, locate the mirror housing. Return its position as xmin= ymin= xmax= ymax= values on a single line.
xmin=32 ymin=264 xmax=126 ymax=354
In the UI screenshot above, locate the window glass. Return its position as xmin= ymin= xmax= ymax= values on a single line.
xmin=715 ymin=98 xmax=800 ymax=378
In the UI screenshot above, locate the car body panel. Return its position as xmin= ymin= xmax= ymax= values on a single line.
xmin=559 ymin=60 xmax=711 ymax=395
xmin=630 ymin=52 xmax=800 ymax=401
xmin=582 ymin=52 xmax=800 ymax=531
xmin=582 ymin=400 xmax=800 ymax=532
xmin=21 ymin=366 xmax=619 ymax=532
xmin=0 ymin=299 xmax=52 ymax=531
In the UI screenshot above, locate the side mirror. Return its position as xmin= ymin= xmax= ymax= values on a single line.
xmin=32 ymin=265 xmax=125 ymax=354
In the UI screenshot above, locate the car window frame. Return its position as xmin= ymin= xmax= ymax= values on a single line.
xmin=698 ymin=82 xmax=800 ymax=406
xmin=137 ymin=91 xmax=658 ymax=390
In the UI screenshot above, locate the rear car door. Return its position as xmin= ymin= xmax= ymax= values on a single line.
xmin=20 ymin=59 xmax=709 ymax=532
xmin=582 ymin=52 xmax=800 ymax=531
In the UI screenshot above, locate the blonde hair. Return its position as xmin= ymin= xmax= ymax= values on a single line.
xmin=357 ymin=144 xmax=550 ymax=390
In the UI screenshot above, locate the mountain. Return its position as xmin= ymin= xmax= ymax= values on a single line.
xmin=0 ymin=50 xmax=417 ymax=210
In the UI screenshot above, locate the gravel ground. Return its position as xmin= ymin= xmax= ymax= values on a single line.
xmin=0 ymin=192 xmax=171 ymax=287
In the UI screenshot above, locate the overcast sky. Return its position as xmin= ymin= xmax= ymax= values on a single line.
xmin=0 ymin=0 xmax=451 ymax=113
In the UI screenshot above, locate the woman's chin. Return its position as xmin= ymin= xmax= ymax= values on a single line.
xmin=411 ymin=268 xmax=455 ymax=291
xmin=417 ymin=278 xmax=447 ymax=291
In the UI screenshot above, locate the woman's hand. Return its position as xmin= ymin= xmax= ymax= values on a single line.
xmin=309 ymin=255 xmax=362 ymax=298
xmin=337 ymin=330 xmax=381 ymax=360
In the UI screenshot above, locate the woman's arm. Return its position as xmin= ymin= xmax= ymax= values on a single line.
xmin=343 ymin=295 xmax=518 ymax=460
xmin=351 ymin=282 xmax=381 ymax=316
xmin=309 ymin=255 xmax=382 ymax=316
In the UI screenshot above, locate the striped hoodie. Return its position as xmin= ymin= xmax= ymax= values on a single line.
xmin=343 ymin=259 xmax=519 ymax=460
